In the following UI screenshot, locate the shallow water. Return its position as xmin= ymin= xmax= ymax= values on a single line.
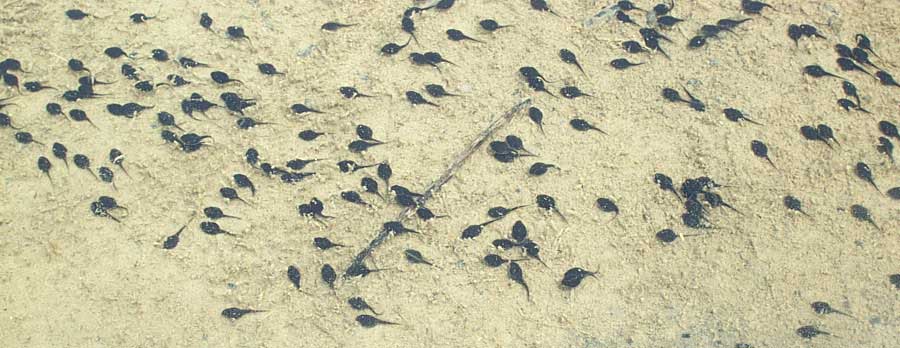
xmin=1 ymin=1 xmax=899 ymax=347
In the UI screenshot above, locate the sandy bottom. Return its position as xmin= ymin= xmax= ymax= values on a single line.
xmin=1 ymin=0 xmax=899 ymax=347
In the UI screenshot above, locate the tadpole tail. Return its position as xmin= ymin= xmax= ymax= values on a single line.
xmin=868 ymin=219 xmax=882 ymax=232
xmin=745 ymin=118 xmax=764 ymax=126
xmin=509 ymin=204 xmax=531 ymax=213
xmin=107 ymin=214 xmax=122 ymax=223
xmin=869 ymin=181 xmax=882 ymax=195
xmin=657 ymin=47 xmax=671 ymax=60
xmin=481 ymin=218 xmax=502 ymax=227
xmin=670 ymin=190 xmax=683 ymax=202
xmin=118 ymin=164 xmax=131 ymax=178
xmin=554 ymin=208 xmax=568 ymax=223
xmin=868 ymin=48 xmax=881 ymax=58
xmin=524 ymin=284 xmax=532 ymax=302
xmin=835 ymin=310 xmax=857 ymax=319
xmin=534 ymin=256 xmax=549 ymax=268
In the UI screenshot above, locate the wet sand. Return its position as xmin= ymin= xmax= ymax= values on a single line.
xmin=1 ymin=0 xmax=899 ymax=347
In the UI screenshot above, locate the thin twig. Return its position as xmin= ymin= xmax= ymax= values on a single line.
xmin=345 ymin=98 xmax=533 ymax=274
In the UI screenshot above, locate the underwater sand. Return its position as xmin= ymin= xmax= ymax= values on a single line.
xmin=1 ymin=0 xmax=899 ymax=347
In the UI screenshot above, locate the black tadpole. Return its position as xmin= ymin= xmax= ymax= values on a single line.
xmin=220 ymin=187 xmax=250 ymax=205
xmin=855 ymin=162 xmax=881 ymax=194
xmin=507 ymin=261 xmax=530 ymax=300
xmin=484 ymin=254 xmax=513 ymax=267
xmin=783 ymin=195 xmax=810 ymax=217
xmin=320 ymin=264 xmax=337 ymax=290
xmin=723 ymin=108 xmax=762 ymax=125
xmin=348 ymin=297 xmax=379 ymax=315
xmin=65 ymin=9 xmax=91 ymax=20
xmin=595 ymin=198 xmax=619 ymax=218
xmin=796 ymin=325 xmax=831 ymax=339
xmin=654 ymin=173 xmax=681 ymax=200
xmin=811 ymin=301 xmax=853 ymax=318
xmin=37 ymin=156 xmax=52 ymax=184
xmin=204 ymin=206 xmax=240 ymax=220
xmin=850 ymin=204 xmax=881 ymax=231
xmin=750 ymin=140 xmax=776 ymax=168
xmin=561 ymin=267 xmax=598 ymax=289
xmin=200 ymin=221 xmax=235 ymax=236
xmin=345 ymin=262 xmax=387 ymax=278
xmin=461 ymin=218 xmax=501 ymax=239
xmin=479 ymin=19 xmax=512 ymax=32
xmin=321 ymin=21 xmax=356 ymax=31
xmin=199 ymin=13 xmax=213 ymax=30
xmin=536 ymin=194 xmax=566 ymax=222
xmin=314 ymin=237 xmax=345 ymax=250
xmin=527 ymin=106 xmax=545 ymax=133
xmin=803 ymin=65 xmax=843 ymax=79
xmin=487 ymin=204 xmax=529 ymax=219
xmin=226 ymin=26 xmax=252 ymax=44
xmin=610 ymin=58 xmax=643 ymax=70
xmin=404 ymin=249 xmax=433 ymax=266
xmin=286 ymin=265 xmax=303 ymax=290
xmin=425 ymin=84 xmax=459 ymax=98
xmin=570 ymin=118 xmax=606 ymax=134
xmin=447 ymin=29 xmax=483 ymax=43
xmin=221 ymin=307 xmax=264 ymax=320
xmin=356 ymin=314 xmax=398 ymax=328
xmin=559 ymin=49 xmax=585 ymax=75
xmin=162 ymin=214 xmax=194 ymax=249
xmin=298 ymin=130 xmax=325 ymax=141
xmin=381 ymin=38 xmax=410 ymax=55
xmin=656 ymin=229 xmax=678 ymax=243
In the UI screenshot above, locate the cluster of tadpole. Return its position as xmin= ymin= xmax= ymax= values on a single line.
xmin=687 ymin=17 xmax=753 ymax=49
xmin=89 ymin=195 xmax=128 ymax=223
xmin=245 ymin=148 xmax=318 ymax=184
xmin=61 ymin=75 xmax=109 ymax=102
xmin=482 ymin=220 xmax=544 ymax=300
xmin=489 ymin=220 xmax=546 ymax=267
xmin=180 ymin=92 xmax=219 ymax=117
xmin=348 ymin=124 xmax=385 ymax=153
xmin=679 ymin=176 xmax=739 ymax=229
xmin=161 ymin=132 xmax=212 ymax=153
xmin=489 ymin=135 xmax=535 ymax=163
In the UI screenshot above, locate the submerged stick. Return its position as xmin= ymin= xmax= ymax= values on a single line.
xmin=345 ymin=98 xmax=532 ymax=274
